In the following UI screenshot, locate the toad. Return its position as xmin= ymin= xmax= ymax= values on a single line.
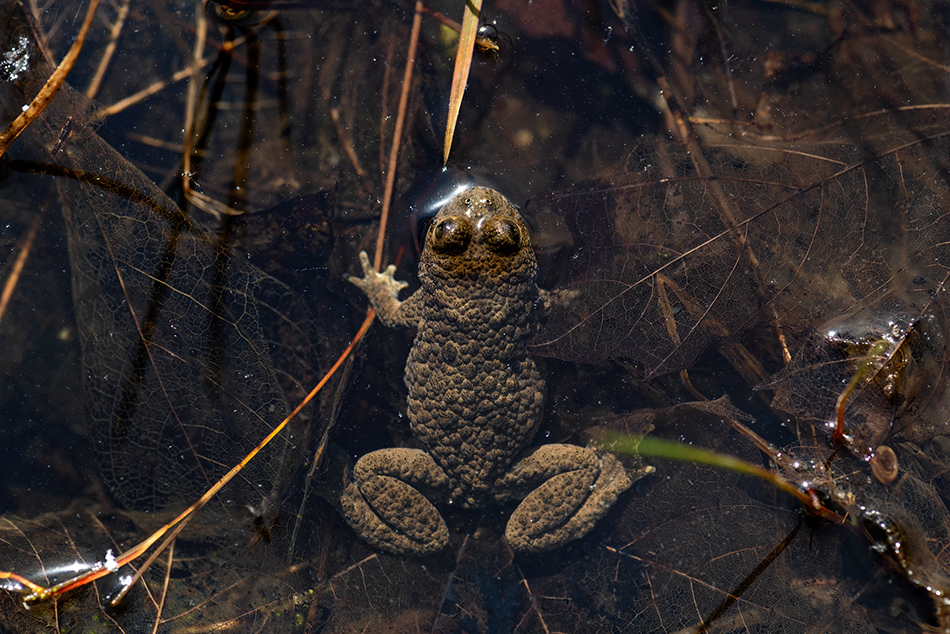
xmin=340 ymin=187 xmax=639 ymax=554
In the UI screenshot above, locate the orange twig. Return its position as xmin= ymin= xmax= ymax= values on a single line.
xmin=374 ymin=1 xmax=423 ymax=272
xmin=0 ymin=211 xmax=44 ymax=328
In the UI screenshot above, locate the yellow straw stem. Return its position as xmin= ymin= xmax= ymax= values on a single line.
xmin=442 ymin=0 xmax=482 ymax=166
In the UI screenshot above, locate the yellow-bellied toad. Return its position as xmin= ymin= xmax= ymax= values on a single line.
xmin=341 ymin=187 xmax=635 ymax=554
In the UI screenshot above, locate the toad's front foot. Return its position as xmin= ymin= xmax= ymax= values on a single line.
xmin=346 ymin=250 xmax=407 ymax=300
xmin=345 ymin=251 xmax=409 ymax=325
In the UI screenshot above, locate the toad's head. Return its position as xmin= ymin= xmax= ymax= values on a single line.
xmin=420 ymin=187 xmax=535 ymax=283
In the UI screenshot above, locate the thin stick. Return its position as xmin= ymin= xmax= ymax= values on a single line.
xmin=180 ymin=0 xmax=209 ymax=215
xmin=91 ymin=59 xmax=213 ymax=121
xmin=373 ymin=0 xmax=423 ymax=272
xmin=0 ymin=210 xmax=44 ymax=328
xmin=85 ymin=0 xmax=131 ymax=100
xmin=92 ymin=15 xmax=278 ymax=123
xmin=330 ymin=106 xmax=371 ymax=194
xmin=149 ymin=541 xmax=174 ymax=634
xmin=0 ymin=0 xmax=101 ymax=157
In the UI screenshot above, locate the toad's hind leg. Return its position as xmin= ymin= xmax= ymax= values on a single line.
xmin=496 ymin=444 xmax=634 ymax=553
xmin=339 ymin=448 xmax=451 ymax=555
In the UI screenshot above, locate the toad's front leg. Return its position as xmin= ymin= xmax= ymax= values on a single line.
xmin=339 ymin=447 xmax=451 ymax=555
xmin=495 ymin=444 xmax=638 ymax=552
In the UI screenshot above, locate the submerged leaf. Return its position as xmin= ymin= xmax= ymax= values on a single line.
xmin=532 ymin=123 xmax=950 ymax=377
xmin=764 ymin=285 xmax=950 ymax=454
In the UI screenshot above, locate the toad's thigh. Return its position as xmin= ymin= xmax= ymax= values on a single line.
xmin=499 ymin=444 xmax=632 ymax=552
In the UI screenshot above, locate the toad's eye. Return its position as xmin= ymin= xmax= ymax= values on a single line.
xmin=482 ymin=217 xmax=521 ymax=256
xmin=430 ymin=217 xmax=473 ymax=255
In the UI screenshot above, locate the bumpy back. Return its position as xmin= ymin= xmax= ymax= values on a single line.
xmin=406 ymin=188 xmax=544 ymax=506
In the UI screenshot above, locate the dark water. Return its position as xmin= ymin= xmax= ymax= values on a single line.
xmin=0 ymin=0 xmax=949 ymax=632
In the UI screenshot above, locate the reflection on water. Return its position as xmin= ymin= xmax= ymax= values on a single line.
xmin=0 ymin=0 xmax=949 ymax=631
